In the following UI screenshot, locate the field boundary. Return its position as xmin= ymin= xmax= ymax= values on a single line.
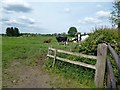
xmin=47 ymin=43 xmax=120 ymax=88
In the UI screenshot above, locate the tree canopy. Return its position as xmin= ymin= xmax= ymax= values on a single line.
xmin=110 ymin=1 xmax=120 ymax=29
xmin=68 ymin=27 xmax=77 ymax=37
xmin=6 ymin=27 xmax=20 ymax=36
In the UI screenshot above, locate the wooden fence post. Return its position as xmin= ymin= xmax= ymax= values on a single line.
xmin=47 ymin=47 xmax=50 ymax=60
xmin=52 ymin=49 xmax=57 ymax=67
xmin=95 ymin=43 xmax=107 ymax=88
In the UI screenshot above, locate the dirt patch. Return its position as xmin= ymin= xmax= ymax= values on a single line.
xmin=2 ymin=55 xmax=83 ymax=88
xmin=3 ymin=58 xmax=54 ymax=88
xmin=12 ymin=66 xmax=51 ymax=88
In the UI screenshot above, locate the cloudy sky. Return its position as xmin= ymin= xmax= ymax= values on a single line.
xmin=1 ymin=0 xmax=114 ymax=34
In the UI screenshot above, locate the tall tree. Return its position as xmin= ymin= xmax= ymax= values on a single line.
xmin=68 ymin=27 xmax=77 ymax=37
xmin=110 ymin=1 xmax=120 ymax=29
xmin=6 ymin=27 xmax=20 ymax=36
xmin=11 ymin=27 xmax=14 ymax=36
xmin=14 ymin=27 xmax=20 ymax=36
xmin=6 ymin=27 xmax=12 ymax=36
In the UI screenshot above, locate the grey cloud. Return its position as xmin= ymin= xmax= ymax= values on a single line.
xmin=3 ymin=4 xmax=32 ymax=13
xmin=1 ymin=17 xmax=10 ymax=22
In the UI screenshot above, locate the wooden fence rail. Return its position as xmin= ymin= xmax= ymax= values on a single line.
xmin=47 ymin=43 xmax=120 ymax=88
xmin=106 ymin=44 xmax=120 ymax=88
xmin=106 ymin=51 xmax=116 ymax=88
xmin=48 ymin=47 xmax=97 ymax=60
xmin=47 ymin=54 xmax=96 ymax=70
xmin=108 ymin=44 xmax=120 ymax=74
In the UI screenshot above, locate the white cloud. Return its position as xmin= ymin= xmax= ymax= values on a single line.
xmin=2 ymin=15 xmax=36 ymax=29
xmin=78 ymin=17 xmax=102 ymax=24
xmin=96 ymin=4 xmax=102 ymax=8
xmin=96 ymin=11 xmax=110 ymax=18
xmin=64 ymin=8 xmax=71 ymax=13
xmin=2 ymin=16 xmax=35 ymax=26
xmin=2 ymin=0 xmax=32 ymax=13
xmin=84 ymin=17 xmax=102 ymax=24
xmin=25 ymin=0 xmax=113 ymax=2
xmin=18 ymin=16 xmax=35 ymax=24
xmin=5 ymin=19 xmax=20 ymax=25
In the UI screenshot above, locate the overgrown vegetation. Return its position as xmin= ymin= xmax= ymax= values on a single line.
xmin=79 ymin=28 xmax=120 ymax=56
xmin=79 ymin=28 xmax=120 ymax=86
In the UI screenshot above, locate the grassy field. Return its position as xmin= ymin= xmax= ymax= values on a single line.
xmin=2 ymin=35 xmax=96 ymax=88
xmin=2 ymin=29 xmax=120 ymax=88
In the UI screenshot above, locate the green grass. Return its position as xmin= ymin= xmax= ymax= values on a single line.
xmin=44 ymin=59 xmax=96 ymax=88
xmin=2 ymin=36 xmax=48 ymax=68
xmin=2 ymin=28 xmax=120 ymax=88
xmin=2 ymin=35 xmax=96 ymax=88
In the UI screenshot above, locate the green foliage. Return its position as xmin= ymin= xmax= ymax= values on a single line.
xmin=61 ymin=32 xmax=67 ymax=37
xmin=68 ymin=27 xmax=77 ymax=37
xmin=110 ymin=1 xmax=120 ymax=29
xmin=79 ymin=28 xmax=119 ymax=56
xmin=79 ymin=28 xmax=120 ymax=85
xmin=6 ymin=27 xmax=20 ymax=37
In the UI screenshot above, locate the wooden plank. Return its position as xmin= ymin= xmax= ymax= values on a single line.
xmin=47 ymin=54 xmax=96 ymax=70
xmin=108 ymin=44 xmax=120 ymax=74
xmin=107 ymin=71 xmax=111 ymax=88
xmin=106 ymin=51 xmax=111 ymax=88
xmin=52 ymin=49 xmax=57 ymax=67
xmin=107 ymin=57 xmax=116 ymax=88
xmin=49 ymin=47 xmax=97 ymax=60
xmin=47 ymin=47 xmax=50 ymax=60
xmin=95 ymin=43 xmax=107 ymax=88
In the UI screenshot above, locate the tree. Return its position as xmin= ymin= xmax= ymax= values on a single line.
xmin=61 ymin=32 xmax=67 ymax=37
xmin=11 ymin=27 xmax=14 ymax=36
xmin=68 ymin=27 xmax=77 ymax=37
xmin=6 ymin=27 xmax=11 ymax=36
xmin=14 ymin=27 xmax=20 ymax=36
xmin=6 ymin=27 xmax=13 ymax=36
xmin=6 ymin=27 xmax=20 ymax=36
xmin=110 ymin=1 xmax=120 ymax=29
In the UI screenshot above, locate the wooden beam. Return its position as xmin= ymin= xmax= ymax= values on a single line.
xmin=95 ymin=43 xmax=107 ymax=88
xmin=49 ymin=47 xmax=97 ymax=60
xmin=108 ymin=44 xmax=120 ymax=75
xmin=47 ymin=54 xmax=96 ymax=70
xmin=107 ymin=56 xmax=116 ymax=88
xmin=52 ymin=49 xmax=57 ymax=67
